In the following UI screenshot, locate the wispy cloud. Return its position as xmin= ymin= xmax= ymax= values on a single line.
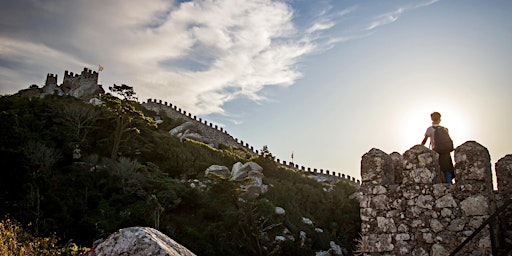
xmin=0 ymin=0 xmax=319 ymax=116
xmin=306 ymin=21 xmax=336 ymax=34
xmin=366 ymin=0 xmax=441 ymax=31
xmin=366 ymin=8 xmax=405 ymax=31
xmin=0 ymin=0 xmax=441 ymax=117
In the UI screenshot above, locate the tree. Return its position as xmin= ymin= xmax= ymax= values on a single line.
xmin=100 ymin=86 xmax=155 ymax=160
xmin=109 ymin=84 xmax=136 ymax=101
xmin=261 ymin=145 xmax=273 ymax=158
xmin=22 ymin=140 xmax=62 ymax=232
xmin=55 ymin=103 xmax=99 ymax=147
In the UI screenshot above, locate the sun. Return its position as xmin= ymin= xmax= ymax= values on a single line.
xmin=397 ymin=105 xmax=470 ymax=152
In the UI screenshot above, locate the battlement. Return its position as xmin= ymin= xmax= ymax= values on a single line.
xmin=18 ymin=68 xmax=104 ymax=100
xmin=143 ymin=98 xmax=361 ymax=186
xmin=62 ymin=67 xmax=98 ymax=88
xmin=359 ymin=142 xmax=511 ymax=254
xmin=45 ymin=73 xmax=58 ymax=86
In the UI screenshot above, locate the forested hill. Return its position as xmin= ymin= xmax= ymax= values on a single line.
xmin=0 ymin=92 xmax=360 ymax=255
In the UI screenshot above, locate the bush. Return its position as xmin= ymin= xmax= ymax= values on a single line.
xmin=0 ymin=217 xmax=61 ymax=255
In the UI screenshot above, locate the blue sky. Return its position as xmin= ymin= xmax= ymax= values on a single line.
xmin=1 ymin=0 xmax=511 ymax=182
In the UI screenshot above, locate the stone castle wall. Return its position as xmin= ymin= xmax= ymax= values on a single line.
xmin=142 ymin=99 xmax=361 ymax=185
xmin=142 ymin=99 xmax=241 ymax=148
xmin=496 ymin=154 xmax=512 ymax=253
xmin=359 ymin=141 xmax=511 ymax=255
xmin=18 ymin=68 xmax=104 ymax=100
xmin=18 ymin=70 xmax=360 ymax=185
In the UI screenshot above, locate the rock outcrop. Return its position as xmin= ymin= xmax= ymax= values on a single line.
xmin=205 ymin=162 xmax=268 ymax=199
xmin=169 ymin=121 xmax=215 ymax=146
xmin=83 ymin=227 xmax=195 ymax=256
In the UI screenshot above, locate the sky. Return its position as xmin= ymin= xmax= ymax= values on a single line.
xmin=1 ymin=0 xmax=511 ymax=184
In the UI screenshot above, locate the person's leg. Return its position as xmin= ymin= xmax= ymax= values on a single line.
xmin=444 ymin=171 xmax=453 ymax=184
xmin=439 ymin=153 xmax=454 ymax=184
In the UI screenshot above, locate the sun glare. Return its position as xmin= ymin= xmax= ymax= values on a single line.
xmin=398 ymin=106 xmax=470 ymax=152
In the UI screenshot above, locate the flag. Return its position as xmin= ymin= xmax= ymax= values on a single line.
xmin=98 ymin=65 xmax=104 ymax=72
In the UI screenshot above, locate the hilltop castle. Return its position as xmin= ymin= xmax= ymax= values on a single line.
xmin=17 ymin=67 xmax=104 ymax=100
xmin=17 ymin=68 xmax=360 ymax=185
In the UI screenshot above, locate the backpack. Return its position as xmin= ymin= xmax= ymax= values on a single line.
xmin=433 ymin=126 xmax=454 ymax=154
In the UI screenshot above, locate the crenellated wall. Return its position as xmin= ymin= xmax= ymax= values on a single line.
xmin=61 ymin=67 xmax=99 ymax=91
xmin=18 ymin=68 xmax=104 ymax=100
xmin=143 ymin=98 xmax=361 ymax=185
xmin=496 ymin=154 xmax=512 ymax=253
xmin=359 ymin=141 xmax=511 ymax=255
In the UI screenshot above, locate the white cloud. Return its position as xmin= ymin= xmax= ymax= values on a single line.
xmin=366 ymin=8 xmax=404 ymax=31
xmin=0 ymin=0 xmax=318 ymax=115
xmin=0 ymin=0 xmax=441 ymax=116
xmin=306 ymin=21 xmax=336 ymax=34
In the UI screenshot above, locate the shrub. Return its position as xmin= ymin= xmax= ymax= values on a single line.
xmin=0 ymin=217 xmax=61 ymax=255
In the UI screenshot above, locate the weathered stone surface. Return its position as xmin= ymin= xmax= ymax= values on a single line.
xmin=372 ymin=185 xmax=387 ymax=194
xmin=460 ymin=195 xmax=489 ymax=216
xmin=412 ymin=246 xmax=428 ymax=256
xmin=371 ymin=194 xmax=389 ymax=210
xmin=402 ymin=145 xmax=442 ymax=184
xmin=232 ymin=162 xmax=263 ymax=180
xmin=416 ymin=195 xmax=434 ymax=209
xmin=440 ymin=208 xmax=452 ymax=218
xmin=430 ymin=219 xmax=444 ymax=233
xmin=435 ymin=194 xmax=457 ymax=208
xmin=359 ymin=142 xmax=506 ymax=255
xmin=454 ymin=141 xmax=492 ymax=183
xmin=205 ymin=165 xmax=230 ymax=178
xmin=377 ymin=216 xmax=396 ymax=233
xmin=430 ymin=243 xmax=449 ymax=256
xmin=84 ymin=227 xmax=195 ymax=256
xmin=205 ymin=162 xmax=267 ymax=198
xmin=395 ymin=233 xmax=411 ymax=241
xmin=390 ymin=152 xmax=405 ymax=184
xmin=447 ymin=219 xmax=465 ymax=232
xmin=496 ymin=154 xmax=512 ymax=250
xmin=275 ymin=207 xmax=285 ymax=215
xmin=361 ymin=148 xmax=394 ymax=185
xmin=496 ymin=154 xmax=512 ymax=191
xmin=363 ymin=234 xmax=394 ymax=252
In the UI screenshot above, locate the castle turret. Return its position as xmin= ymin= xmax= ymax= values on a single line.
xmin=45 ymin=73 xmax=57 ymax=86
xmin=42 ymin=73 xmax=61 ymax=95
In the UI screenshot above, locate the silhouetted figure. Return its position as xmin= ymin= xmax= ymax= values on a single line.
xmin=421 ymin=112 xmax=455 ymax=183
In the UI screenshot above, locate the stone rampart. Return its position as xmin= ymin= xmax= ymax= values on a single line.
xmin=142 ymin=99 xmax=240 ymax=148
xmin=17 ymin=68 xmax=104 ymax=100
xmin=496 ymin=154 xmax=512 ymax=252
xmin=359 ymin=141 xmax=510 ymax=255
xmin=142 ymin=98 xmax=361 ymax=185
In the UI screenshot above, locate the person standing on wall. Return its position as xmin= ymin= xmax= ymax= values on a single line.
xmin=421 ymin=112 xmax=455 ymax=183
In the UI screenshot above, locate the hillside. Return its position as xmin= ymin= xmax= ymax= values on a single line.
xmin=0 ymin=91 xmax=360 ymax=255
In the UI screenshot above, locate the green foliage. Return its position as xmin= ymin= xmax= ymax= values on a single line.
xmin=0 ymin=94 xmax=361 ymax=255
xmin=98 ymin=93 xmax=157 ymax=160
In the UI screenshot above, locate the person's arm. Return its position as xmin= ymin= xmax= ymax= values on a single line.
xmin=421 ymin=135 xmax=428 ymax=146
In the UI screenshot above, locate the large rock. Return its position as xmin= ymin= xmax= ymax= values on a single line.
xmin=169 ymin=121 xmax=215 ymax=146
xmin=205 ymin=165 xmax=231 ymax=178
xmin=205 ymin=162 xmax=267 ymax=198
xmin=84 ymin=227 xmax=195 ymax=256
